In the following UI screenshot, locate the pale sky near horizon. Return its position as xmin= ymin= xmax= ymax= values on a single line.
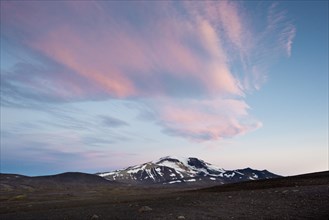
xmin=1 ymin=1 xmax=328 ymax=176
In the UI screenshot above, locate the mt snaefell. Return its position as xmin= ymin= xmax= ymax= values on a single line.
xmin=98 ymin=156 xmax=280 ymax=185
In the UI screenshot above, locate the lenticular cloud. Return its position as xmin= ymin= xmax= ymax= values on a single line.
xmin=1 ymin=1 xmax=295 ymax=141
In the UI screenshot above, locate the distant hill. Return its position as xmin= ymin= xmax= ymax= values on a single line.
xmin=0 ymin=172 xmax=112 ymax=191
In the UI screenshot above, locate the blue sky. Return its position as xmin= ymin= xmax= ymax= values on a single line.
xmin=1 ymin=1 xmax=328 ymax=176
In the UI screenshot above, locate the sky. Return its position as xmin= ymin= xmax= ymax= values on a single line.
xmin=0 ymin=1 xmax=328 ymax=176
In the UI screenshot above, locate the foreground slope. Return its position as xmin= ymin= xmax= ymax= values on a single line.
xmin=1 ymin=171 xmax=328 ymax=219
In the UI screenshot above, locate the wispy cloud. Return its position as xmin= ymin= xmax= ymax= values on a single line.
xmin=282 ymin=24 xmax=296 ymax=57
xmin=100 ymin=115 xmax=129 ymax=128
xmin=266 ymin=2 xmax=296 ymax=58
xmin=1 ymin=1 xmax=295 ymax=142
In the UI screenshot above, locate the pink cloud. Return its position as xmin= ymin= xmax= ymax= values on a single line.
xmin=3 ymin=1 xmax=244 ymax=99
xmin=196 ymin=19 xmax=243 ymax=96
xmin=1 ymin=1 xmax=295 ymax=142
xmin=30 ymin=26 xmax=138 ymax=98
xmin=151 ymin=98 xmax=261 ymax=141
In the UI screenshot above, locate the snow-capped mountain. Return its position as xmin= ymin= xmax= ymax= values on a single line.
xmin=98 ymin=156 xmax=281 ymax=185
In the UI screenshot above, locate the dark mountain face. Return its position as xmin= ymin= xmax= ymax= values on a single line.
xmin=188 ymin=157 xmax=207 ymax=169
xmin=33 ymin=172 xmax=111 ymax=184
xmin=98 ymin=156 xmax=281 ymax=185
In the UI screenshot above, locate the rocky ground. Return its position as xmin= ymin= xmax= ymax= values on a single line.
xmin=1 ymin=171 xmax=328 ymax=219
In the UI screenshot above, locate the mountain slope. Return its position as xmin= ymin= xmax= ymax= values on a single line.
xmin=98 ymin=156 xmax=280 ymax=185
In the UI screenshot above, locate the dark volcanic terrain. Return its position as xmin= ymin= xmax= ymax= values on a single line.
xmin=1 ymin=171 xmax=328 ymax=220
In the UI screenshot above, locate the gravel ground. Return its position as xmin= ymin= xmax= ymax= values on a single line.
xmin=1 ymin=172 xmax=328 ymax=220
